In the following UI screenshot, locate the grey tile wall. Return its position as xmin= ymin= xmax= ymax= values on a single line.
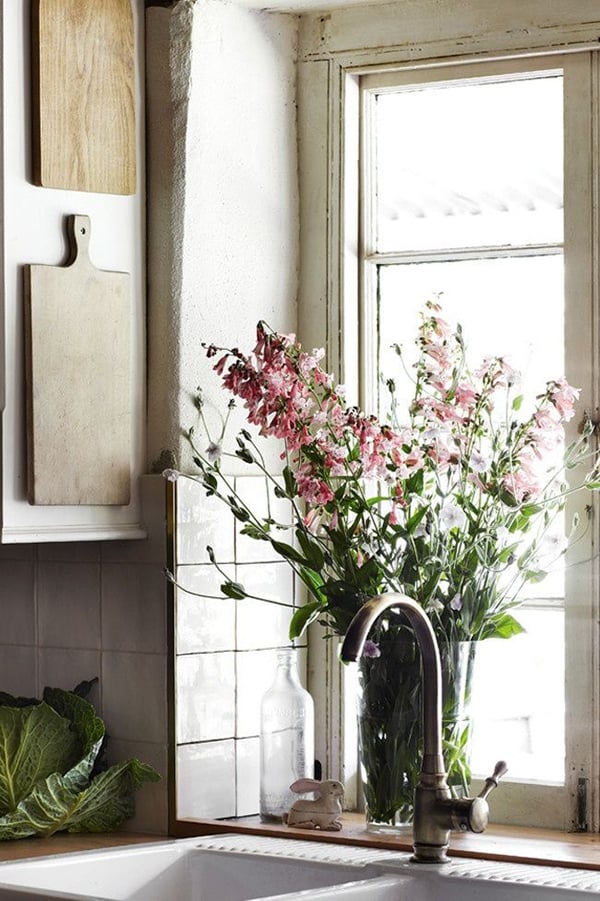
xmin=0 ymin=475 xmax=169 ymax=835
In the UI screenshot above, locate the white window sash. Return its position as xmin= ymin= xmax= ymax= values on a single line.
xmin=301 ymin=48 xmax=600 ymax=832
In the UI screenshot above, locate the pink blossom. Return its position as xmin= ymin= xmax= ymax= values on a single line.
xmin=547 ymin=378 xmax=580 ymax=421
xmin=296 ymin=464 xmax=334 ymax=506
xmin=454 ymin=382 xmax=478 ymax=411
xmin=502 ymin=466 xmax=541 ymax=503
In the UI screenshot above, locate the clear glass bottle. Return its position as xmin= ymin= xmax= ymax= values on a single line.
xmin=260 ymin=647 xmax=315 ymax=822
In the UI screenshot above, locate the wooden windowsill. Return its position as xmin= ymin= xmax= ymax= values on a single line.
xmin=0 ymin=821 xmax=598 ymax=872
xmin=0 ymin=833 xmax=164 ymax=862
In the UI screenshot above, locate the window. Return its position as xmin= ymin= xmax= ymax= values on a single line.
xmin=349 ymin=54 xmax=599 ymax=830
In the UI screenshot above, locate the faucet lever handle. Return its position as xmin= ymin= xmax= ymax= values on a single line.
xmin=477 ymin=760 xmax=508 ymax=802
xmin=445 ymin=760 xmax=508 ymax=834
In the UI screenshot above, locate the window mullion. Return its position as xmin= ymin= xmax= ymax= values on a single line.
xmin=367 ymin=243 xmax=563 ymax=266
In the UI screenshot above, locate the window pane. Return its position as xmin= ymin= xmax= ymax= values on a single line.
xmin=470 ymin=606 xmax=565 ymax=783
xmin=378 ymin=254 xmax=564 ymax=412
xmin=376 ymin=75 xmax=563 ymax=252
xmin=378 ymin=255 xmax=566 ymax=783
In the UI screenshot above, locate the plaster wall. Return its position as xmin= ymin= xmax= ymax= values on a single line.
xmin=146 ymin=0 xmax=300 ymax=474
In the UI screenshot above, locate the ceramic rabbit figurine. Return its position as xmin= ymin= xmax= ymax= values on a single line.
xmin=284 ymin=778 xmax=344 ymax=831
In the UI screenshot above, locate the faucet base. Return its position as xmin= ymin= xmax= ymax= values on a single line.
xmin=411 ymin=843 xmax=450 ymax=864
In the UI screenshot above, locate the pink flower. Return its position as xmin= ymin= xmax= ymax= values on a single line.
xmin=454 ymin=382 xmax=478 ymax=411
xmin=548 ymin=378 xmax=580 ymax=421
xmin=502 ymin=466 xmax=541 ymax=503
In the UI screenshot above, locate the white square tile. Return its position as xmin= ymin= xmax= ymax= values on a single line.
xmin=176 ymin=741 xmax=236 ymax=820
xmin=176 ymin=476 xmax=235 ymax=565
xmin=235 ymin=649 xmax=277 ymax=737
xmin=176 ymin=652 xmax=235 ymax=743
xmin=236 ymin=563 xmax=294 ymax=650
xmin=236 ymin=737 xmax=260 ymax=816
xmin=175 ymin=565 xmax=235 ymax=654
xmin=234 ymin=475 xmax=294 ymax=563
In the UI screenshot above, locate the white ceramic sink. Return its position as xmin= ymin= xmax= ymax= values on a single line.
xmin=0 ymin=834 xmax=599 ymax=901
xmin=0 ymin=840 xmax=379 ymax=901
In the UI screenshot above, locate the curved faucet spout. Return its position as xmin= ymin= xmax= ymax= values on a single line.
xmin=341 ymin=591 xmax=452 ymax=862
xmin=341 ymin=592 xmax=506 ymax=863
xmin=341 ymin=592 xmax=445 ymax=778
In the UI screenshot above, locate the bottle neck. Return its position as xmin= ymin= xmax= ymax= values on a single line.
xmin=275 ymin=648 xmax=300 ymax=683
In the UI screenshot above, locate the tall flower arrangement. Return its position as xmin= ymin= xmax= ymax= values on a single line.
xmin=174 ymin=302 xmax=595 ymax=642
xmin=168 ymin=302 xmax=599 ymax=823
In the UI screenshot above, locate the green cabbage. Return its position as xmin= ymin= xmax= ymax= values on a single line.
xmin=0 ymin=686 xmax=160 ymax=840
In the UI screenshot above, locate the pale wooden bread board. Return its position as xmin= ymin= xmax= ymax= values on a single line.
xmin=32 ymin=0 xmax=136 ymax=195
xmin=24 ymin=215 xmax=132 ymax=506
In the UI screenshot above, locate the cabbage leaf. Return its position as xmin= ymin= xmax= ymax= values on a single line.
xmin=0 ymin=687 xmax=160 ymax=840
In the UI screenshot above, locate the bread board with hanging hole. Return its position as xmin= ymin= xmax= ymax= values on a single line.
xmin=31 ymin=0 xmax=136 ymax=195
xmin=24 ymin=215 xmax=132 ymax=506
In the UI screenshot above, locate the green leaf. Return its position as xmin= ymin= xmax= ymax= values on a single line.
xmin=296 ymin=529 xmax=325 ymax=571
xmin=270 ymin=539 xmax=309 ymax=567
xmin=0 ymin=760 xmax=160 ymax=840
xmin=42 ymin=689 xmax=105 ymax=792
xmin=235 ymin=448 xmax=254 ymax=464
xmin=0 ymin=704 xmax=80 ymax=815
xmin=282 ymin=466 xmax=297 ymax=498
xmin=297 ymin=566 xmax=326 ymax=603
xmin=486 ymin=613 xmax=525 ymax=640
xmin=240 ymin=522 xmax=270 ymax=541
xmin=228 ymin=500 xmax=250 ymax=522
xmin=221 ymin=580 xmax=248 ymax=600
xmin=0 ymin=689 xmax=160 ymax=841
xmin=522 ymin=569 xmax=548 ymax=584
xmin=289 ymin=601 xmax=324 ymax=640
xmin=511 ymin=395 xmax=523 ymax=411
xmin=203 ymin=473 xmax=218 ymax=493
xmin=0 ymin=692 xmax=39 ymax=709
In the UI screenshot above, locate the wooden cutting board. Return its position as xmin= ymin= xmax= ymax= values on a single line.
xmin=24 ymin=215 xmax=132 ymax=506
xmin=31 ymin=0 xmax=136 ymax=195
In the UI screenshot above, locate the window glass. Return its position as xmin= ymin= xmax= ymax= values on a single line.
xmin=372 ymin=71 xmax=566 ymax=784
xmin=376 ymin=76 xmax=563 ymax=251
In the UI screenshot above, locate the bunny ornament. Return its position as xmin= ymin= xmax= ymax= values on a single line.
xmin=284 ymin=778 xmax=344 ymax=831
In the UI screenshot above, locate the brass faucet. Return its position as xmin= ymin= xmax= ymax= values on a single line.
xmin=340 ymin=592 xmax=507 ymax=863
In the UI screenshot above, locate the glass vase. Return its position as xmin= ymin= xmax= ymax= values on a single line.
xmin=356 ymin=630 xmax=476 ymax=832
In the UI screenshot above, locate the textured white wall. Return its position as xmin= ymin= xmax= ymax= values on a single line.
xmin=146 ymin=1 xmax=299 ymax=474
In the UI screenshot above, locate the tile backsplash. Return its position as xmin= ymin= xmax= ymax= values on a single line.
xmin=173 ymin=474 xmax=307 ymax=822
xmin=0 ymin=471 xmax=305 ymax=837
xmin=0 ymin=475 xmax=169 ymax=835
